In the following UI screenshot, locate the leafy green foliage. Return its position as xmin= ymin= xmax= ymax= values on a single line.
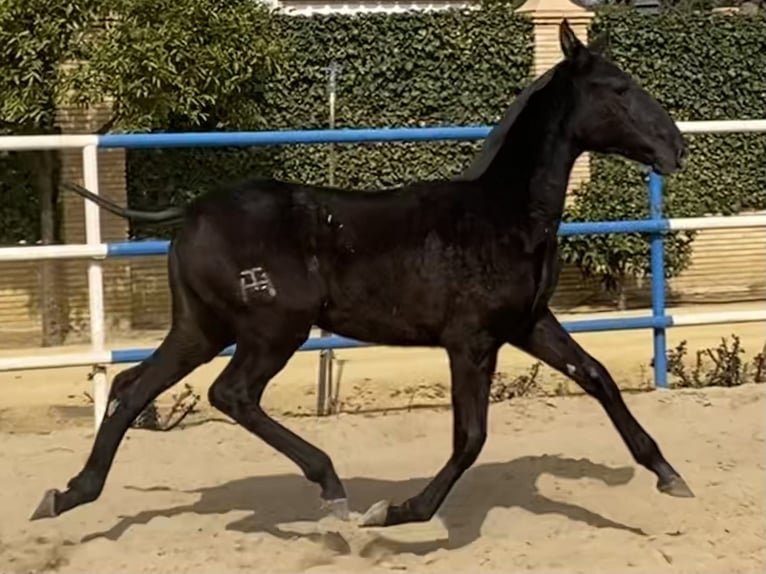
xmin=283 ymin=8 xmax=531 ymax=181
xmin=0 ymin=0 xmax=98 ymax=243
xmin=559 ymin=9 xmax=766 ymax=303
xmin=0 ymin=0 xmax=96 ymax=132
xmin=64 ymin=0 xmax=284 ymax=132
xmin=126 ymin=7 xmax=533 ymax=238
xmin=0 ymin=0 xmax=283 ymax=244
xmin=660 ymin=0 xmax=764 ymax=11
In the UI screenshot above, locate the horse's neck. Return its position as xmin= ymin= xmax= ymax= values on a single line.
xmin=525 ymin=135 xmax=579 ymax=229
xmin=486 ymin=99 xmax=580 ymax=234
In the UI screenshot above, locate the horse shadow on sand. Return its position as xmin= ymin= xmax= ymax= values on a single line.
xmin=82 ymin=454 xmax=646 ymax=556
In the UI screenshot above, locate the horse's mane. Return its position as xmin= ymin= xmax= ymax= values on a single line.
xmin=455 ymin=67 xmax=557 ymax=182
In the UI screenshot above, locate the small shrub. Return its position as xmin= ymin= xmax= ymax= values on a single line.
xmin=661 ymin=334 xmax=765 ymax=388
xmin=83 ymin=383 xmax=201 ymax=430
xmin=144 ymin=384 xmax=201 ymax=431
xmin=490 ymin=362 xmax=543 ymax=402
xmin=132 ymin=401 xmax=160 ymax=430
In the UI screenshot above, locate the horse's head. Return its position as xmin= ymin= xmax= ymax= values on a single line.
xmin=560 ymin=20 xmax=686 ymax=175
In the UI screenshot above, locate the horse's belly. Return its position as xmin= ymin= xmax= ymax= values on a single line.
xmin=318 ymin=272 xmax=446 ymax=346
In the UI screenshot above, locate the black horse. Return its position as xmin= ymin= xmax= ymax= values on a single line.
xmin=32 ymin=20 xmax=693 ymax=529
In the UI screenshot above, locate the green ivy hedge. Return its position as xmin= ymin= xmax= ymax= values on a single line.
xmin=602 ymin=9 xmax=766 ymax=218
xmin=125 ymin=7 xmax=534 ymax=238
xmin=559 ymin=9 xmax=766 ymax=295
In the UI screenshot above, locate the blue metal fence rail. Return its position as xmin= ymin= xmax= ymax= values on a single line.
xmin=110 ymin=315 xmax=674 ymax=366
xmin=98 ymin=127 xmax=493 ymax=149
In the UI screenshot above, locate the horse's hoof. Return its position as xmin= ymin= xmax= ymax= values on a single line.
xmin=658 ymin=475 xmax=695 ymax=498
xmin=359 ymin=500 xmax=390 ymax=527
xmin=30 ymin=489 xmax=60 ymax=521
xmin=322 ymin=498 xmax=350 ymax=521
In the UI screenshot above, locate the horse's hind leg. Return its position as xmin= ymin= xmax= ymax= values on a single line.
xmin=515 ymin=307 xmax=693 ymax=498
xmin=207 ymin=331 xmax=348 ymax=519
xmin=361 ymin=335 xmax=499 ymax=527
xmin=30 ymin=323 xmax=224 ymax=520
xmin=31 ymin=241 xmax=230 ymax=520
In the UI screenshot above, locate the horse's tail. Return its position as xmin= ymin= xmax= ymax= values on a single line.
xmin=61 ymin=182 xmax=185 ymax=224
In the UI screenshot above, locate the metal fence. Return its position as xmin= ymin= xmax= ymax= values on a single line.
xmin=1 ymin=119 xmax=764 ymax=430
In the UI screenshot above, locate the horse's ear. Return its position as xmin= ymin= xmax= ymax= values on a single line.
xmin=559 ymin=19 xmax=584 ymax=60
xmin=588 ymin=31 xmax=610 ymax=56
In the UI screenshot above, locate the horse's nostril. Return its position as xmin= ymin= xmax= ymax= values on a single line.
xmin=677 ymin=145 xmax=688 ymax=167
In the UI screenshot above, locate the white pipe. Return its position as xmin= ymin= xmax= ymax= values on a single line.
xmin=668 ymin=214 xmax=766 ymax=231
xmin=0 ymin=244 xmax=107 ymax=261
xmin=0 ymin=351 xmax=111 ymax=371
xmin=82 ymin=145 xmax=109 ymax=432
xmin=0 ymin=134 xmax=99 ymax=151
xmin=672 ymin=310 xmax=766 ymax=327
xmin=677 ymin=120 xmax=766 ymax=134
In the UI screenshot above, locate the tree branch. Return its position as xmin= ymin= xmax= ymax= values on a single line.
xmin=96 ymin=112 xmax=119 ymax=135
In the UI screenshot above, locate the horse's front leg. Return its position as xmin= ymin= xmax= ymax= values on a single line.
xmin=513 ymin=307 xmax=694 ymax=497
xmin=360 ymin=335 xmax=499 ymax=527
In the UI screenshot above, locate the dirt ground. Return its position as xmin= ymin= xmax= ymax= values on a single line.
xmin=0 ymin=302 xmax=764 ymax=573
xmin=0 ymin=384 xmax=763 ymax=573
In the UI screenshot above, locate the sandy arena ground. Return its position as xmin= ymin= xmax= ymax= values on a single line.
xmin=0 ymin=302 xmax=764 ymax=573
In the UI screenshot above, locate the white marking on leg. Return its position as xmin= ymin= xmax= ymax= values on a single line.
xmin=106 ymin=398 xmax=119 ymax=417
xmin=566 ymin=363 xmax=577 ymax=375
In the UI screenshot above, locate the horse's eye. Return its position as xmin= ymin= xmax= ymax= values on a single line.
xmin=614 ymin=83 xmax=629 ymax=95
xmin=598 ymin=79 xmax=629 ymax=95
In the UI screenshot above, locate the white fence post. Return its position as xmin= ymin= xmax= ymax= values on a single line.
xmin=82 ymin=144 xmax=108 ymax=431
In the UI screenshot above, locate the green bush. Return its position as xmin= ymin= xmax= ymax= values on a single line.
xmin=0 ymin=0 xmax=283 ymax=246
